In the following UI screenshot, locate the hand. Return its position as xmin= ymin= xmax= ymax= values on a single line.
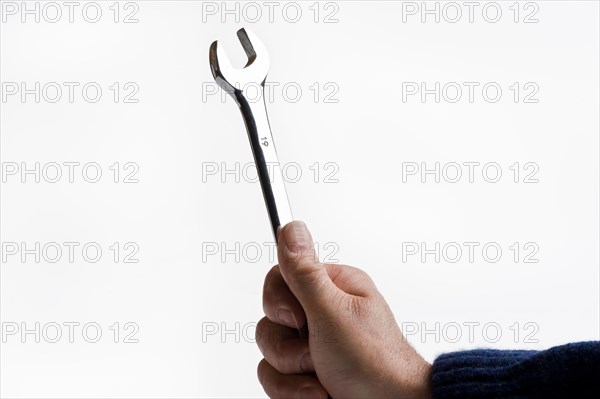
xmin=256 ymin=221 xmax=432 ymax=399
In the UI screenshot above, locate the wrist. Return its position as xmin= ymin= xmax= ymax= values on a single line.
xmin=414 ymin=361 xmax=432 ymax=399
xmin=392 ymin=354 xmax=432 ymax=399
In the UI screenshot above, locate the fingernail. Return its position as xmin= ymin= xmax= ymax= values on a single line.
xmin=277 ymin=309 xmax=297 ymax=328
xmin=300 ymin=352 xmax=313 ymax=372
xmin=296 ymin=386 xmax=323 ymax=399
xmin=283 ymin=221 xmax=310 ymax=256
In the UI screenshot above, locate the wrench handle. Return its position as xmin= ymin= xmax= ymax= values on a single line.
xmin=236 ymin=89 xmax=293 ymax=242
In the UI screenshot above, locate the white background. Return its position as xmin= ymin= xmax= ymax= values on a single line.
xmin=1 ymin=1 xmax=598 ymax=398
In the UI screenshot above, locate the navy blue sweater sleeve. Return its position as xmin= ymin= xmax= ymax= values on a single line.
xmin=431 ymin=341 xmax=600 ymax=399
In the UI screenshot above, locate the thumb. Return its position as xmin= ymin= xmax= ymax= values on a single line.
xmin=277 ymin=221 xmax=337 ymax=313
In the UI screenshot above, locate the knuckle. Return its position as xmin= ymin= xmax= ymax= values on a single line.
xmin=271 ymin=339 xmax=286 ymax=372
xmin=256 ymin=358 xmax=268 ymax=386
xmin=271 ymin=375 xmax=287 ymax=396
xmin=255 ymin=317 xmax=270 ymax=347
xmin=345 ymin=294 xmax=370 ymax=320
xmin=263 ymin=267 xmax=285 ymax=312
xmin=264 ymin=265 xmax=280 ymax=284
xmin=346 ymin=264 xmax=374 ymax=283
xmin=291 ymin=262 xmax=324 ymax=285
xmin=263 ymin=265 xmax=281 ymax=294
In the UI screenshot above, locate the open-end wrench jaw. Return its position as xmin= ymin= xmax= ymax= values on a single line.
xmin=209 ymin=28 xmax=270 ymax=97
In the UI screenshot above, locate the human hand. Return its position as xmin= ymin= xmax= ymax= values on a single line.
xmin=256 ymin=221 xmax=432 ymax=399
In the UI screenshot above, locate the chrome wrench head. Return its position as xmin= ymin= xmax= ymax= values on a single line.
xmin=209 ymin=28 xmax=270 ymax=95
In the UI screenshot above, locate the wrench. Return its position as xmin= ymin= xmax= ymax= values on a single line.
xmin=209 ymin=28 xmax=293 ymax=242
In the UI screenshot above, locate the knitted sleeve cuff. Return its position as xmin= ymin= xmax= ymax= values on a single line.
xmin=431 ymin=349 xmax=537 ymax=399
xmin=430 ymin=342 xmax=600 ymax=399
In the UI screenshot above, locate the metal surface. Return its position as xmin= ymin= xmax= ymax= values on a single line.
xmin=209 ymin=28 xmax=293 ymax=241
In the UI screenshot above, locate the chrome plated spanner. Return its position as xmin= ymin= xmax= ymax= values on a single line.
xmin=209 ymin=28 xmax=293 ymax=241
